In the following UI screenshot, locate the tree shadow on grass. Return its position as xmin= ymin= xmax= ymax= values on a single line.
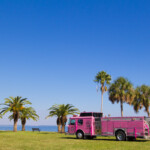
xmin=37 ymin=132 xmax=57 ymax=134
xmin=0 ymin=131 xmax=12 ymax=133
xmin=126 ymin=140 xmax=148 ymax=142
xmin=60 ymin=137 xmax=77 ymax=140
xmin=61 ymin=137 xmax=115 ymax=141
xmin=61 ymin=137 xmax=148 ymax=142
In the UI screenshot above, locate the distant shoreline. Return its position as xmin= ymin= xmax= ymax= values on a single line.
xmin=0 ymin=125 xmax=67 ymax=132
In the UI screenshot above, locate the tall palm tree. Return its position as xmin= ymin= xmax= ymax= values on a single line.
xmin=0 ymin=96 xmax=31 ymax=132
xmin=59 ymin=104 xmax=79 ymax=133
xmin=132 ymin=85 xmax=150 ymax=117
xmin=94 ymin=71 xmax=111 ymax=113
xmin=46 ymin=104 xmax=62 ymax=133
xmin=108 ymin=77 xmax=134 ymax=117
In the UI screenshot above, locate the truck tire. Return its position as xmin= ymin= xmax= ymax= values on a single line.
xmin=76 ymin=131 xmax=84 ymax=139
xmin=116 ymin=131 xmax=126 ymax=141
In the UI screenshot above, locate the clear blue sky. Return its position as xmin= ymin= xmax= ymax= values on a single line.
xmin=0 ymin=0 xmax=150 ymax=125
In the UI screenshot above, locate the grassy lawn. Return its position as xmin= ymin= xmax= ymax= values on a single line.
xmin=0 ymin=131 xmax=150 ymax=150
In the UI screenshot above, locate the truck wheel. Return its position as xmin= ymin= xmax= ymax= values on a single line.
xmin=116 ymin=131 xmax=126 ymax=141
xmin=76 ymin=131 xmax=84 ymax=139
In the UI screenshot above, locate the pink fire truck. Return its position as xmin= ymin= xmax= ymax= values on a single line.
xmin=67 ymin=112 xmax=150 ymax=141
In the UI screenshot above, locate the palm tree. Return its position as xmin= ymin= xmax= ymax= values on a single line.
xmin=8 ymin=107 xmax=39 ymax=131
xmin=108 ymin=77 xmax=134 ymax=117
xmin=0 ymin=96 xmax=31 ymax=132
xmin=94 ymin=71 xmax=111 ymax=113
xmin=132 ymin=85 xmax=150 ymax=117
xmin=46 ymin=104 xmax=62 ymax=133
xmin=46 ymin=104 xmax=79 ymax=133
xmin=59 ymin=104 xmax=79 ymax=133
xmin=20 ymin=107 xmax=39 ymax=131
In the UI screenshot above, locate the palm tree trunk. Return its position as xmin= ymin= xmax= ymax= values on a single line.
xmin=21 ymin=118 xmax=26 ymax=131
xmin=101 ymin=91 xmax=103 ymax=113
xmin=61 ymin=125 xmax=65 ymax=133
xmin=57 ymin=117 xmax=62 ymax=133
xmin=13 ymin=112 xmax=19 ymax=132
xmin=148 ymin=110 xmax=150 ymax=117
xmin=57 ymin=125 xmax=61 ymax=133
xmin=61 ymin=116 xmax=67 ymax=133
xmin=120 ymin=100 xmax=123 ymax=117
xmin=14 ymin=120 xmax=17 ymax=132
xmin=101 ymin=85 xmax=104 ymax=113
xmin=22 ymin=124 xmax=25 ymax=131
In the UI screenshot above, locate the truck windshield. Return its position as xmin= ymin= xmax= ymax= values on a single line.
xmin=80 ymin=112 xmax=103 ymax=117
xmin=80 ymin=113 xmax=92 ymax=117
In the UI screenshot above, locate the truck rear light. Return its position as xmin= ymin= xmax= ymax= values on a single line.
xmin=145 ymin=129 xmax=149 ymax=136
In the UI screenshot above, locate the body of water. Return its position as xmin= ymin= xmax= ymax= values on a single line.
xmin=0 ymin=125 xmax=68 ymax=132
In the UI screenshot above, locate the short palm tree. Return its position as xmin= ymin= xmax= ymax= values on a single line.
xmin=59 ymin=104 xmax=79 ymax=133
xmin=20 ymin=107 xmax=39 ymax=131
xmin=46 ymin=104 xmax=62 ymax=133
xmin=0 ymin=96 xmax=31 ymax=132
xmin=46 ymin=104 xmax=79 ymax=133
xmin=132 ymin=85 xmax=150 ymax=116
xmin=94 ymin=71 xmax=111 ymax=113
xmin=108 ymin=77 xmax=134 ymax=117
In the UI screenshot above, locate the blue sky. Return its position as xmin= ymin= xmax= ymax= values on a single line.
xmin=0 ymin=0 xmax=150 ymax=125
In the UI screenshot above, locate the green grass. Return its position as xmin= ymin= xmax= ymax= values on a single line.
xmin=0 ymin=131 xmax=149 ymax=150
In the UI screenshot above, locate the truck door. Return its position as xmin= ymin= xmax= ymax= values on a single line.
xmin=95 ymin=118 xmax=101 ymax=135
xmin=68 ymin=119 xmax=76 ymax=134
xmin=101 ymin=118 xmax=107 ymax=135
xmin=107 ymin=119 xmax=113 ymax=135
xmin=85 ymin=119 xmax=92 ymax=134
